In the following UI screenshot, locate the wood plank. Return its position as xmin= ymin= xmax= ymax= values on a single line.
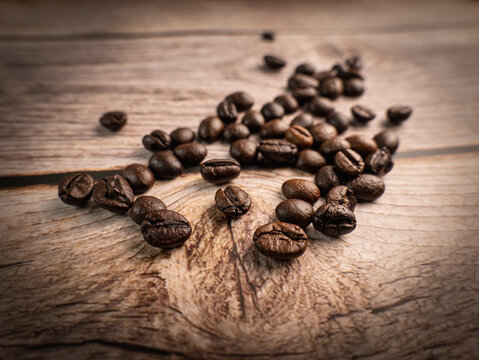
xmin=1 ymin=153 xmax=478 ymax=359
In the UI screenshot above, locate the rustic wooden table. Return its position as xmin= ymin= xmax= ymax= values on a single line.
xmin=1 ymin=0 xmax=479 ymax=359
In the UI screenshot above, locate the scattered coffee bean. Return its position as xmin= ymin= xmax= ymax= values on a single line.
xmin=365 ymin=147 xmax=394 ymax=176
xmin=319 ymin=137 xmax=351 ymax=157
xmin=258 ymin=139 xmax=298 ymax=164
xmin=313 ymin=204 xmax=356 ymax=236
xmin=58 ymin=172 xmax=94 ymax=206
xmin=99 ymin=111 xmax=127 ymax=131
xmin=275 ymin=199 xmax=314 ymax=228
xmin=260 ymin=119 xmax=289 ymax=139
xmin=387 ymin=105 xmax=412 ymax=124
xmin=261 ymin=102 xmax=285 ymax=121
xmin=173 ymin=141 xmax=207 ymax=165
xmin=315 ymin=165 xmax=341 ymax=194
xmin=274 ymin=94 xmax=299 ymax=114
xmin=334 ymin=149 xmax=365 ymax=177
xmin=320 ymin=77 xmax=343 ymax=100
xmin=288 ymin=74 xmax=319 ymax=90
xmin=262 ymin=31 xmax=275 ymax=41
xmin=200 ymin=159 xmax=241 ymax=184
xmin=285 ymin=125 xmax=314 ymax=149
xmin=264 ymin=54 xmax=286 ymax=70
xmin=291 ymin=113 xmax=314 ymax=129
xmin=345 ymin=134 xmax=378 ymax=156
xmin=326 ymin=111 xmax=350 ymax=134
xmin=253 ymin=222 xmax=308 ymax=260
xmin=326 ymin=185 xmax=357 ymax=211
xmin=314 ymin=70 xmax=335 ymax=82
xmin=331 ymin=63 xmax=346 ymax=77
xmin=296 ymin=149 xmax=326 ymax=173
xmin=92 ymin=174 xmax=134 ymax=214
xmin=346 ymin=174 xmax=385 ymax=201
xmin=343 ymin=78 xmax=365 ymax=97
xmin=339 ymin=70 xmax=364 ymax=81
xmin=242 ymin=110 xmax=265 ymax=133
xmin=310 ymin=122 xmax=338 ymax=145
xmin=230 ymin=138 xmax=258 ymax=164
xmin=142 ymin=130 xmax=171 ymax=152
xmin=292 ymin=87 xmax=318 ymax=105
xmin=141 ymin=210 xmax=191 ymax=248
xmin=217 ymin=100 xmax=238 ymax=123
xmin=282 ymin=179 xmax=320 ymax=204
xmin=346 ymin=55 xmax=363 ymax=71
xmin=170 ymin=127 xmax=195 ymax=146
xmin=130 ymin=196 xmax=166 ymax=225
xmin=308 ymin=97 xmax=334 ymax=117
xmin=122 ymin=163 xmax=155 ymax=194
xmin=199 ymin=116 xmax=224 ymax=143
xmin=149 ymin=151 xmax=184 ymax=179
xmin=225 ymin=91 xmax=254 ymax=112
xmin=215 ymin=185 xmax=251 ymax=218
xmin=374 ymin=130 xmax=399 ymax=154
xmin=223 ymin=123 xmax=250 ymax=143
xmin=351 ymin=105 xmax=376 ymax=124
xmin=295 ymin=62 xmax=316 ymax=76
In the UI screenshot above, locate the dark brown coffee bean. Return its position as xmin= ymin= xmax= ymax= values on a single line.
xmin=351 ymin=105 xmax=376 ymax=124
xmin=170 ymin=127 xmax=195 ymax=146
xmin=343 ymin=78 xmax=365 ymax=97
xmin=130 ymin=196 xmax=166 ymax=225
xmin=230 ymin=138 xmax=258 ymax=164
xmin=291 ymin=113 xmax=313 ymax=129
xmin=225 ymin=91 xmax=254 ymax=112
xmin=92 ymin=174 xmax=134 ymax=214
xmin=242 ymin=110 xmax=265 ymax=133
xmin=261 ymin=102 xmax=284 ymax=121
xmin=314 ymin=70 xmax=335 ymax=82
xmin=276 ymin=199 xmax=314 ymax=228
xmin=308 ymin=97 xmax=334 ymax=117
xmin=310 ymin=122 xmax=338 ymax=145
xmin=217 ymin=100 xmax=238 ymax=123
xmin=373 ymin=130 xmax=399 ymax=154
xmin=292 ymin=87 xmax=318 ymax=105
xmin=346 ymin=55 xmax=363 ymax=71
xmin=122 ymin=163 xmax=155 ymax=194
xmin=142 ymin=129 xmax=172 ymax=152
xmin=200 ymin=159 xmax=241 ymax=184
xmin=173 ymin=142 xmax=207 ymax=165
xmin=274 ymin=94 xmax=299 ymax=114
xmin=320 ymin=77 xmax=343 ymax=100
xmin=199 ymin=116 xmax=224 ymax=143
xmin=258 ymin=139 xmax=298 ymax=164
xmin=58 ymin=172 xmax=94 ymax=206
xmin=334 ymin=149 xmax=365 ymax=177
xmin=215 ymin=185 xmax=251 ymax=218
xmin=326 ymin=185 xmax=356 ymax=211
xmin=296 ymin=149 xmax=326 ymax=173
xmin=339 ymin=70 xmax=364 ymax=81
xmin=285 ymin=125 xmax=314 ymax=149
xmin=260 ymin=119 xmax=289 ymax=139
xmin=313 ymin=204 xmax=356 ymax=236
xmin=387 ymin=105 xmax=412 ymax=125
xmin=346 ymin=174 xmax=385 ymax=201
xmin=282 ymin=179 xmax=320 ymax=204
xmin=262 ymin=31 xmax=275 ymax=41
xmin=288 ymin=74 xmax=319 ymax=90
xmin=319 ymin=137 xmax=351 ymax=157
xmin=223 ymin=123 xmax=250 ymax=143
xmin=295 ymin=62 xmax=316 ymax=76
xmin=148 ymin=151 xmax=184 ymax=179
xmin=253 ymin=222 xmax=308 ymax=260
xmin=315 ymin=165 xmax=341 ymax=194
xmin=264 ymin=54 xmax=286 ymax=70
xmin=141 ymin=210 xmax=191 ymax=248
xmin=99 ymin=111 xmax=127 ymax=131
xmin=345 ymin=134 xmax=378 ymax=156
xmin=365 ymin=147 xmax=394 ymax=176
xmin=326 ymin=111 xmax=350 ymax=134
xmin=331 ymin=63 xmax=346 ymax=77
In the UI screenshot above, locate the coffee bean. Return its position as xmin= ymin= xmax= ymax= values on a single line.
xmin=122 ymin=163 xmax=155 ymax=194
xmin=346 ymin=55 xmax=363 ymax=71
xmin=225 ymin=91 xmax=254 ymax=112
xmin=326 ymin=111 xmax=350 ymax=134
xmin=261 ymin=102 xmax=284 ymax=121
xmin=291 ymin=113 xmax=314 ymax=129
xmin=275 ymin=199 xmax=314 ymax=228
xmin=200 ymin=159 xmax=241 ymax=184
xmin=170 ymin=127 xmax=195 ymax=146
xmin=142 ymin=130 xmax=172 ymax=152
xmin=264 ymin=54 xmax=286 ymax=70
xmin=295 ymin=149 xmax=326 ymax=173
xmin=331 ymin=63 xmax=346 ymax=77
xmin=92 ymin=174 xmax=134 ymax=214
xmin=262 ymin=31 xmax=275 ymax=41
xmin=312 ymin=204 xmax=356 ymax=236
xmin=274 ymin=94 xmax=299 ymax=114
xmin=387 ymin=105 xmax=412 ymax=124
xmin=285 ymin=125 xmax=314 ymax=149
xmin=173 ymin=141 xmax=207 ymax=165
xmin=339 ymin=70 xmax=364 ymax=81
xmin=314 ymin=70 xmax=335 ymax=82
xmin=223 ymin=123 xmax=250 ymax=143
xmin=130 ymin=196 xmax=166 ymax=225
xmin=148 ymin=151 xmax=184 ymax=179
xmin=260 ymin=119 xmax=289 ymax=139
xmin=343 ymin=78 xmax=365 ymax=97
xmin=288 ymin=74 xmax=319 ymax=90
xmin=215 ymin=185 xmax=251 ymax=218
xmin=295 ymin=62 xmax=316 ymax=76
xmin=253 ymin=222 xmax=308 ymax=260
xmin=319 ymin=137 xmax=350 ymax=157
xmin=373 ymin=130 xmax=399 ymax=154
xmin=58 ymin=172 xmax=94 ymax=206
xmin=308 ymin=97 xmax=334 ymax=117
xmin=292 ymin=87 xmax=318 ymax=105
xmin=326 ymin=185 xmax=357 ymax=211
xmin=282 ymin=179 xmax=320 ymax=204
xmin=258 ymin=139 xmax=298 ymax=164
xmin=141 ymin=210 xmax=191 ymax=248
xmin=345 ymin=134 xmax=378 ymax=156
xmin=230 ymin=138 xmax=258 ymax=164
xmin=334 ymin=149 xmax=365 ymax=177
xmin=346 ymin=174 xmax=385 ymax=201
xmin=217 ymin=100 xmax=238 ymax=123
xmin=199 ymin=116 xmax=224 ymax=143
xmin=99 ymin=111 xmax=127 ymax=131
xmin=310 ymin=122 xmax=338 ymax=145
xmin=351 ymin=105 xmax=376 ymax=124
xmin=320 ymin=77 xmax=343 ymax=100
xmin=242 ymin=110 xmax=265 ymax=133
xmin=365 ymin=147 xmax=394 ymax=176
xmin=314 ymin=165 xmax=341 ymax=194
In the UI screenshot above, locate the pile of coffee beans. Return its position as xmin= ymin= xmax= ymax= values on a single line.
xmin=62 ymin=52 xmax=411 ymax=259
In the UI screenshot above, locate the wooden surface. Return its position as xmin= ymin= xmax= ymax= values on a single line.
xmin=1 ymin=0 xmax=479 ymax=359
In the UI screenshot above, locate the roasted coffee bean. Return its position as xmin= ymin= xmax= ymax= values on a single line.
xmin=346 ymin=174 xmax=385 ymax=201
xmin=310 ymin=122 xmax=338 ymax=145
xmin=285 ymin=125 xmax=314 ymax=149
xmin=374 ymin=130 xmax=399 ymax=154
xmin=291 ymin=113 xmax=314 ymax=129
xmin=295 ymin=62 xmax=316 ymax=76
xmin=288 ymin=74 xmax=319 ymax=90
xmin=141 ymin=210 xmax=191 ymax=248
xmin=200 ymin=159 xmax=241 ymax=184
xmin=326 ymin=185 xmax=356 ymax=211
xmin=326 ymin=111 xmax=350 ymax=134
xmin=258 ymin=139 xmax=298 ymax=164
xmin=319 ymin=137 xmax=350 ymax=157
xmin=365 ymin=147 xmax=394 ymax=176
xmin=148 ymin=151 xmax=184 ymax=179
xmin=345 ymin=134 xmax=378 ymax=156
xmin=92 ymin=174 xmax=134 ymax=214
xmin=215 ymin=185 xmax=251 ymax=218
xmin=261 ymin=102 xmax=284 ymax=121
xmin=282 ymin=179 xmax=320 ymax=204
xmin=308 ymin=97 xmax=335 ymax=117
xmin=343 ymin=78 xmax=365 ymax=97
xmin=242 ymin=110 xmax=265 ymax=133
xmin=314 ymin=70 xmax=335 ymax=82
xmin=99 ymin=111 xmax=127 ymax=131
xmin=260 ymin=119 xmax=289 ymax=139
xmin=262 ymin=31 xmax=275 ymax=41
xmin=387 ymin=105 xmax=412 ymax=124
xmin=320 ymin=77 xmax=343 ymax=100
xmin=351 ymin=105 xmax=376 ymax=124
xmin=225 ymin=91 xmax=254 ymax=112
xmin=315 ymin=165 xmax=341 ymax=194
xmin=130 ymin=196 xmax=166 ymax=225
xmin=173 ymin=141 xmax=207 ymax=165
xmin=339 ymin=70 xmax=364 ymax=81
xmin=264 ymin=54 xmax=286 ymax=70
xmin=170 ymin=127 xmax=195 ymax=146
xmin=313 ymin=204 xmax=356 ymax=236
xmin=217 ymin=100 xmax=238 ymax=123
xmin=122 ymin=163 xmax=155 ymax=194
xmin=142 ymin=130 xmax=172 ymax=152
xmin=331 ymin=63 xmax=346 ymax=77
xmin=58 ymin=172 xmax=94 ymax=206
xmin=274 ymin=94 xmax=298 ymax=114
xmin=223 ymin=123 xmax=250 ymax=143
xmin=230 ymin=138 xmax=258 ymax=164
xmin=275 ymin=199 xmax=314 ymax=228
xmin=334 ymin=149 xmax=365 ymax=177
xmin=296 ymin=149 xmax=326 ymax=173
xmin=346 ymin=55 xmax=363 ymax=71
xmin=253 ymin=222 xmax=308 ymax=260
xmin=199 ymin=116 xmax=224 ymax=143
xmin=292 ymin=87 xmax=318 ymax=105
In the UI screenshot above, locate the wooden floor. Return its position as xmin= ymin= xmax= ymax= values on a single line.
xmin=1 ymin=0 xmax=479 ymax=359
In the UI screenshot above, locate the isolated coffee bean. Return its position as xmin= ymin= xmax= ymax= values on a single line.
xmin=122 ymin=163 xmax=155 ymax=194
xmin=346 ymin=174 xmax=385 ymax=201
xmin=170 ymin=127 xmax=195 ymax=146
xmin=343 ymin=78 xmax=365 ymax=97
xmin=260 ymin=119 xmax=289 ymax=139
xmin=295 ymin=62 xmax=316 ymax=76
xmin=326 ymin=185 xmax=357 ymax=211
xmin=351 ymin=105 xmax=376 ymax=124
xmin=292 ymin=87 xmax=318 ymax=105
xmin=143 ymin=130 xmax=172 ymax=152
xmin=130 ymin=196 xmax=166 ymax=225
xmin=264 ymin=54 xmax=286 ymax=70
xmin=225 ymin=91 xmax=254 ymax=112
xmin=215 ymin=185 xmax=251 ymax=218
xmin=319 ymin=137 xmax=351 ymax=157
xmin=285 ymin=125 xmax=314 ymax=149
xmin=199 ymin=116 xmax=224 ymax=143
xmin=315 ymin=165 xmax=341 ymax=194
xmin=295 ymin=149 xmax=326 ymax=173
xmin=310 ymin=122 xmax=338 ymax=145
xmin=200 ymin=159 xmax=241 ymax=184
xmin=345 ymin=134 xmax=378 ymax=156
xmin=58 ymin=172 xmax=94 ymax=206
xmin=223 ymin=123 xmax=250 ymax=143
xmin=288 ymin=74 xmax=319 ymax=90
xmin=274 ymin=94 xmax=299 ymax=114
xmin=326 ymin=111 xmax=350 ymax=134
xmin=262 ymin=31 xmax=275 ymax=41
xmin=313 ymin=204 xmax=356 ymax=236
xmin=258 ymin=139 xmax=298 ymax=164
xmin=346 ymin=55 xmax=363 ymax=71
xmin=217 ymin=100 xmax=238 ymax=123
xmin=261 ymin=102 xmax=284 ymax=121
xmin=334 ymin=149 xmax=365 ymax=177
xmin=230 ymin=138 xmax=258 ymax=164
xmin=291 ymin=113 xmax=314 ymax=129
xmin=374 ymin=130 xmax=399 ymax=154
xmin=308 ymin=97 xmax=334 ymax=117
xmin=92 ymin=174 xmax=134 ymax=214
xmin=141 ymin=210 xmax=192 ymax=248
xmin=173 ymin=142 xmax=207 ymax=165
xmin=275 ymin=199 xmax=314 ymax=228
xmin=365 ymin=147 xmax=394 ymax=176
xmin=242 ymin=110 xmax=265 ymax=133
xmin=320 ymin=77 xmax=343 ymax=100
xmin=282 ymin=179 xmax=321 ymax=204
xmin=253 ymin=222 xmax=308 ymax=260
xmin=387 ymin=105 xmax=412 ymax=124
xmin=99 ymin=111 xmax=127 ymax=131
xmin=149 ymin=151 xmax=184 ymax=179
